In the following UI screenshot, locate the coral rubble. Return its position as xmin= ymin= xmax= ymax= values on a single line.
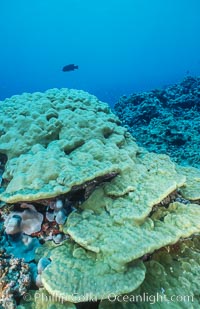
xmin=114 ymin=76 xmax=200 ymax=168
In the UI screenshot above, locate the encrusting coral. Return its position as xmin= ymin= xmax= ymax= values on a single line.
xmin=0 ymin=88 xmax=200 ymax=308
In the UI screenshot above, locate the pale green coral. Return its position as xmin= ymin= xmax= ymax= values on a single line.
xmin=40 ymin=240 xmax=146 ymax=303
xmin=1 ymin=89 xmax=200 ymax=307
xmin=2 ymin=139 xmax=132 ymax=203
xmin=39 ymin=200 xmax=200 ymax=304
xmin=104 ymin=152 xmax=184 ymax=198
xmin=0 ymin=88 xmax=139 ymax=203
xmin=92 ymin=152 xmax=185 ymax=223
xmin=65 ymin=202 xmax=200 ymax=267
xmin=0 ymin=89 xmax=115 ymax=159
xmin=99 ymin=236 xmax=200 ymax=309
xmin=176 ymin=165 xmax=200 ymax=200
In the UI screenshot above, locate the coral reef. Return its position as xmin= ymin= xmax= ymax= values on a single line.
xmin=0 ymin=250 xmax=31 ymax=309
xmin=0 ymin=89 xmax=128 ymax=203
xmin=0 ymin=88 xmax=200 ymax=308
xmin=114 ymin=76 xmax=200 ymax=168
xmin=99 ymin=235 xmax=200 ymax=308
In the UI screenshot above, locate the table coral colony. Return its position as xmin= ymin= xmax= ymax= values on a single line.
xmin=0 ymin=88 xmax=200 ymax=308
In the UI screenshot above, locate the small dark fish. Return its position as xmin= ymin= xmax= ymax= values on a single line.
xmin=62 ymin=64 xmax=79 ymax=72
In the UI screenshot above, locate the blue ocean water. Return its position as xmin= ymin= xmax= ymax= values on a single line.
xmin=0 ymin=0 xmax=200 ymax=106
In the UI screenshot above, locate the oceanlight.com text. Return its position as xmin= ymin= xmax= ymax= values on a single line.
xmin=108 ymin=292 xmax=194 ymax=305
